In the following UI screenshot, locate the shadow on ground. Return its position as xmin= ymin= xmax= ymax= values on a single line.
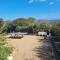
xmin=33 ymin=39 xmax=55 ymax=60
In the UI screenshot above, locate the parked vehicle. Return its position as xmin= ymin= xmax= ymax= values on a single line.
xmin=38 ymin=32 xmax=47 ymax=36
xmin=38 ymin=32 xmax=47 ymax=39
xmin=10 ymin=32 xmax=28 ymax=38
xmin=10 ymin=32 xmax=22 ymax=38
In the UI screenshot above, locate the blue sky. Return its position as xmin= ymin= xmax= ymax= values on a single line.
xmin=0 ymin=0 xmax=60 ymax=20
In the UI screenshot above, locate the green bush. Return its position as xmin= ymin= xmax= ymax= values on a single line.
xmin=50 ymin=29 xmax=60 ymax=42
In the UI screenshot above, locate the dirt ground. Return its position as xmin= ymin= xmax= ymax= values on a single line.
xmin=6 ymin=35 xmax=55 ymax=60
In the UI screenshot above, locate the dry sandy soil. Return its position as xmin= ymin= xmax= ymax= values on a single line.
xmin=6 ymin=35 xmax=55 ymax=60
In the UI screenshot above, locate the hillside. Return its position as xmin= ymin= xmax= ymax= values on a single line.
xmin=12 ymin=18 xmax=36 ymax=25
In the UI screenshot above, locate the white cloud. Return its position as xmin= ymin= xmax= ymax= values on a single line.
xmin=49 ymin=2 xmax=55 ymax=5
xmin=28 ymin=0 xmax=34 ymax=3
xmin=28 ymin=0 xmax=47 ymax=3
xmin=39 ymin=0 xmax=47 ymax=2
xmin=28 ymin=0 xmax=58 ymax=4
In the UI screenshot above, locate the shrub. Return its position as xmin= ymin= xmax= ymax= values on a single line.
xmin=0 ymin=35 xmax=13 ymax=60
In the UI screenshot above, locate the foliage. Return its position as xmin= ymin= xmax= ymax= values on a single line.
xmin=0 ymin=18 xmax=60 ymax=33
xmin=0 ymin=18 xmax=60 ymax=40
xmin=0 ymin=18 xmax=3 ymax=28
xmin=51 ymin=29 xmax=60 ymax=42
xmin=0 ymin=36 xmax=13 ymax=60
xmin=0 ymin=47 xmax=13 ymax=60
xmin=0 ymin=36 xmax=7 ymax=46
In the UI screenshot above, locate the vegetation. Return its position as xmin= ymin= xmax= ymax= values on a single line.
xmin=0 ymin=35 xmax=13 ymax=60
xmin=0 ymin=17 xmax=60 ymax=59
xmin=0 ymin=17 xmax=60 ymax=40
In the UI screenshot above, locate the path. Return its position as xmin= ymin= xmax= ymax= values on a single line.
xmin=6 ymin=35 xmax=55 ymax=60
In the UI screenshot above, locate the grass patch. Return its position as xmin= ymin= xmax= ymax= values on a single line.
xmin=0 ymin=36 xmax=7 ymax=46
xmin=0 ymin=47 xmax=13 ymax=60
xmin=0 ymin=35 xmax=13 ymax=60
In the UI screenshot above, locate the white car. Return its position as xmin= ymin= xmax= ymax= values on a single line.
xmin=10 ymin=32 xmax=23 ymax=38
xmin=38 ymin=32 xmax=47 ymax=36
